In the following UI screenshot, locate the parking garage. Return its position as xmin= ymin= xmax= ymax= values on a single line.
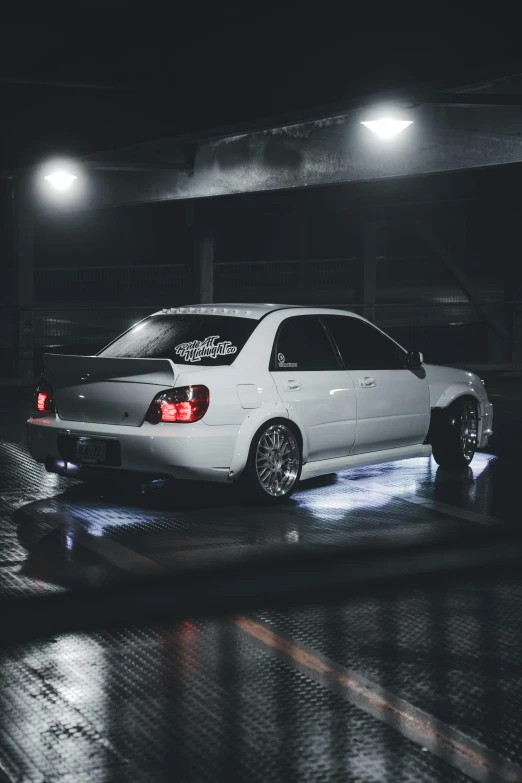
xmin=2 ymin=16 xmax=522 ymax=783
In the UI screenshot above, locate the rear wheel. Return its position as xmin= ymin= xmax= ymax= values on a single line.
xmin=241 ymin=422 xmax=302 ymax=503
xmin=431 ymin=398 xmax=479 ymax=471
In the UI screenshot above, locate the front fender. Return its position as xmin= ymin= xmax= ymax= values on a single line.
xmin=229 ymin=402 xmax=289 ymax=480
xmin=433 ymin=383 xmax=483 ymax=409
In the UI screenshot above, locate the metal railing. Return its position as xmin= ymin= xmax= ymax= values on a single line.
xmin=34 ymin=260 xmax=504 ymax=305
xmin=34 ymin=259 xmax=359 ymax=302
xmin=35 ymin=263 xmax=192 ymax=301
xmin=216 ymin=257 xmax=359 ymax=293
xmin=32 ymin=306 xmax=154 ymax=348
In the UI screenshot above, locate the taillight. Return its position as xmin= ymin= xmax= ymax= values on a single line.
xmin=34 ymin=379 xmax=56 ymax=416
xmin=146 ymin=385 xmax=209 ymax=424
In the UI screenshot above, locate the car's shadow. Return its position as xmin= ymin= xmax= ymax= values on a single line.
xmin=31 ymin=470 xmax=340 ymax=517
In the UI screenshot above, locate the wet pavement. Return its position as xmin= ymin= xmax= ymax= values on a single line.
xmin=0 ymin=380 xmax=522 ymax=782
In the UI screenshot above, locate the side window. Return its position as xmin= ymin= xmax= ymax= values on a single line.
xmin=323 ymin=315 xmax=406 ymax=370
xmin=272 ymin=316 xmax=339 ymax=371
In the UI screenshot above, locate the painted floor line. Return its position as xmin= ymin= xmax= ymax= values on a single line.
xmin=234 ymin=616 xmax=522 ymax=783
xmin=355 ymin=484 xmax=506 ymax=527
xmin=21 ymin=505 xmax=163 ymax=574
xmin=412 ymin=496 xmax=506 ymax=526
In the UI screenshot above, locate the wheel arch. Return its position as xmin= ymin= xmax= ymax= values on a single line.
xmin=229 ymin=408 xmax=304 ymax=481
xmin=432 ymin=383 xmax=482 ymax=409
xmin=425 ymin=393 xmax=479 ymax=445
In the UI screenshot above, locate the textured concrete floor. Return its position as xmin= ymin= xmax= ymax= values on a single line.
xmin=0 ymin=383 xmax=521 ymax=782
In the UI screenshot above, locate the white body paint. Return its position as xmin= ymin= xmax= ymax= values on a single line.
xmin=26 ymin=304 xmax=493 ymax=484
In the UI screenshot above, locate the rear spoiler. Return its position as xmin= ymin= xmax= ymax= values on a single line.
xmin=43 ymin=354 xmax=176 ymax=387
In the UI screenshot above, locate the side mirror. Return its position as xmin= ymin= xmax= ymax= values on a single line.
xmin=408 ymin=350 xmax=423 ymax=368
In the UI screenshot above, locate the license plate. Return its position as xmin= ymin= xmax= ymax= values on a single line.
xmin=75 ymin=438 xmax=107 ymax=464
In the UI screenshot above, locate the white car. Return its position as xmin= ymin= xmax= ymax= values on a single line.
xmin=26 ymin=304 xmax=493 ymax=503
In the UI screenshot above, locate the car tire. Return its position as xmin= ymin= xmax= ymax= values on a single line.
xmin=431 ymin=398 xmax=479 ymax=471
xmin=240 ymin=421 xmax=302 ymax=504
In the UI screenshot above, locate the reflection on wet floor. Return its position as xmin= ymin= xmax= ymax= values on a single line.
xmin=0 ymin=441 xmax=508 ymax=598
xmin=6 ymin=452 xmax=502 ymax=587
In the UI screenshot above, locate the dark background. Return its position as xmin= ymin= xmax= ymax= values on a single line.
xmin=1 ymin=7 xmax=521 ymax=374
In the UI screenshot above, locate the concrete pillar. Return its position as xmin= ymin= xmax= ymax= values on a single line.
xmin=363 ymin=220 xmax=377 ymax=322
xmin=188 ymin=203 xmax=214 ymax=304
xmin=503 ymin=217 xmax=522 ymax=365
xmin=512 ymin=304 xmax=522 ymax=365
xmin=297 ymin=212 xmax=307 ymax=295
xmin=14 ymin=176 xmax=35 ymax=385
xmin=194 ymin=229 xmax=214 ymax=304
xmin=509 ymin=277 xmax=522 ymax=366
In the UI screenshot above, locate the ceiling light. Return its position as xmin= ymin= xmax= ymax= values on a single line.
xmin=44 ymin=171 xmax=77 ymax=190
xmin=361 ymin=118 xmax=413 ymax=139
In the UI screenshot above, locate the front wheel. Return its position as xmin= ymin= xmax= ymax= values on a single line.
xmin=431 ymin=398 xmax=479 ymax=471
xmin=241 ymin=422 xmax=302 ymax=504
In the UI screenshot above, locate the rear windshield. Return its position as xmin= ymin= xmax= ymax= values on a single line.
xmin=98 ymin=314 xmax=258 ymax=366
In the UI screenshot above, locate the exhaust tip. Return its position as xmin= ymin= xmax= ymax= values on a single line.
xmin=139 ymin=478 xmax=170 ymax=495
xmin=45 ymin=458 xmax=80 ymax=477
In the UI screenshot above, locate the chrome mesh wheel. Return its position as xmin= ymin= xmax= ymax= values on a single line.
xmin=255 ymin=424 xmax=300 ymax=497
xmin=460 ymin=400 xmax=478 ymax=462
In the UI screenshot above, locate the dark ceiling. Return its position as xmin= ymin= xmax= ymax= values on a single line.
xmin=1 ymin=5 xmax=521 ymax=171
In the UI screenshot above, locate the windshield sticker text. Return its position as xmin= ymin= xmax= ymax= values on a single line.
xmin=175 ymin=336 xmax=238 ymax=363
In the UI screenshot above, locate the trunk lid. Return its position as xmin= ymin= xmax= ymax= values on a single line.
xmin=43 ymin=353 xmax=177 ymax=426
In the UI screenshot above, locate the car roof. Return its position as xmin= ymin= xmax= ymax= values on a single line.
xmin=153 ymin=303 xmax=298 ymax=320
xmin=153 ymin=304 xmax=361 ymax=321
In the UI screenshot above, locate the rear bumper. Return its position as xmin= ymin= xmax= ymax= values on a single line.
xmin=26 ymin=415 xmax=240 ymax=483
xmin=44 ymin=459 xmax=173 ymax=485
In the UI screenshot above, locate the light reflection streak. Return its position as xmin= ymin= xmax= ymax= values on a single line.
xmin=294 ymin=479 xmax=392 ymax=521
xmin=294 ymin=453 xmax=496 ymax=522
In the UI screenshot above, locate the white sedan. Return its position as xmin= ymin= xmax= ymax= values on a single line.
xmin=26 ymin=304 xmax=493 ymax=503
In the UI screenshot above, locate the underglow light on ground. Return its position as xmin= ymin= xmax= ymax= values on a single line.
xmin=44 ymin=171 xmax=77 ymax=190
xmin=361 ymin=118 xmax=413 ymax=139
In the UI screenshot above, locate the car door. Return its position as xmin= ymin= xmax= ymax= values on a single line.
xmin=322 ymin=315 xmax=430 ymax=455
xmin=270 ymin=315 xmax=356 ymax=461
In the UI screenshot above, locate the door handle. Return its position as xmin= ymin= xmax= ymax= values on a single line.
xmin=285 ymin=380 xmax=301 ymax=391
xmin=359 ymin=376 xmax=376 ymax=388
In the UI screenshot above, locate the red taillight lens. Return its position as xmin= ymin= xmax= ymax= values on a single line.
xmin=146 ymin=385 xmax=209 ymax=424
xmin=34 ymin=379 xmax=56 ymax=416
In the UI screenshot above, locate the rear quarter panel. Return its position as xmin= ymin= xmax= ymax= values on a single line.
xmin=175 ymin=366 xmax=285 ymax=426
xmin=175 ymin=364 xmax=288 ymax=479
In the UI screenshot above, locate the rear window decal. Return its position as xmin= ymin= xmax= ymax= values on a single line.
xmin=277 ymin=352 xmax=298 ymax=368
xmin=175 ymin=336 xmax=238 ymax=363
